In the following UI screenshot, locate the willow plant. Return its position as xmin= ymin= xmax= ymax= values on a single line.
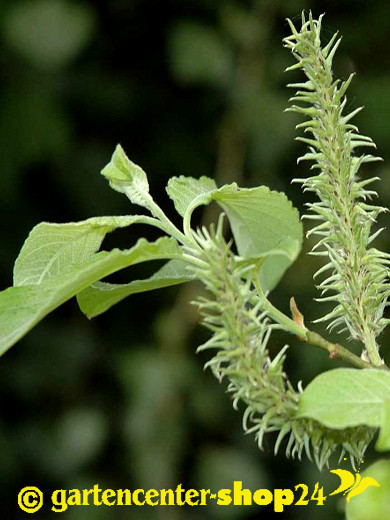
xmin=0 ymin=13 xmax=389 ymax=472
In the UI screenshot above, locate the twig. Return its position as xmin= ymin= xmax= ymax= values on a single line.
xmin=253 ymin=275 xmax=381 ymax=370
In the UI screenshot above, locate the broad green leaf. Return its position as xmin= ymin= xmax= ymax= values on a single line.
xmin=216 ymin=187 xmax=303 ymax=291
xmin=167 ymin=176 xmax=303 ymax=291
xmin=346 ymin=459 xmax=390 ymax=519
xmin=296 ymin=368 xmax=390 ymax=429
xmin=13 ymin=215 xmax=161 ymax=286
xmin=376 ymin=401 xmax=390 ymax=452
xmin=101 ymin=144 xmax=152 ymax=209
xmin=180 ymin=179 xmax=236 ymax=226
xmin=0 ymin=237 xmax=181 ymax=356
xmin=77 ymin=259 xmax=194 ymax=318
xmin=166 ymin=175 xmax=217 ymax=217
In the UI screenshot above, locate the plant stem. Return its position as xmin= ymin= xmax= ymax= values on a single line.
xmin=146 ymin=195 xmax=193 ymax=246
xmin=254 ymin=277 xmax=306 ymax=339
xmin=304 ymin=330 xmax=372 ymax=369
xmin=362 ymin=326 xmax=384 ymax=367
xmin=252 ymin=273 xmax=375 ymax=370
xmin=181 ymin=253 xmax=208 ymax=269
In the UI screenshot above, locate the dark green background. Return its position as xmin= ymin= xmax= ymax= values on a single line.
xmin=1 ymin=1 xmax=389 ymax=518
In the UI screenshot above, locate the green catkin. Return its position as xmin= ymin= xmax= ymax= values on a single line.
xmin=187 ymin=218 xmax=374 ymax=470
xmin=284 ymin=12 xmax=390 ymax=366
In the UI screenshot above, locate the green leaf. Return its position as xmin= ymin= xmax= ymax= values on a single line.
xmin=345 ymin=459 xmax=390 ymax=519
xmin=166 ymin=175 xmax=217 ymax=217
xmin=216 ymin=187 xmax=303 ymax=291
xmin=77 ymin=259 xmax=194 ymax=318
xmin=296 ymin=368 xmax=390 ymax=429
xmin=0 ymin=237 xmax=181 ymax=356
xmin=13 ymin=215 xmax=161 ymax=286
xmin=376 ymin=401 xmax=390 ymax=452
xmin=101 ymin=144 xmax=152 ymax=209
xmin=168 ymin=176 xmax=303 ymax=291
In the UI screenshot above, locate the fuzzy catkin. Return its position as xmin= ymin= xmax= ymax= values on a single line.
xmin=284 ymin=13 xmax=390 ymax=365
xmin=187 ymin=221 xmax=373 ymax=469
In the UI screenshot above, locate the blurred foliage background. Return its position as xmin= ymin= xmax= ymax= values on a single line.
xmin=1 ymin=1 xmax=390 ymax=518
